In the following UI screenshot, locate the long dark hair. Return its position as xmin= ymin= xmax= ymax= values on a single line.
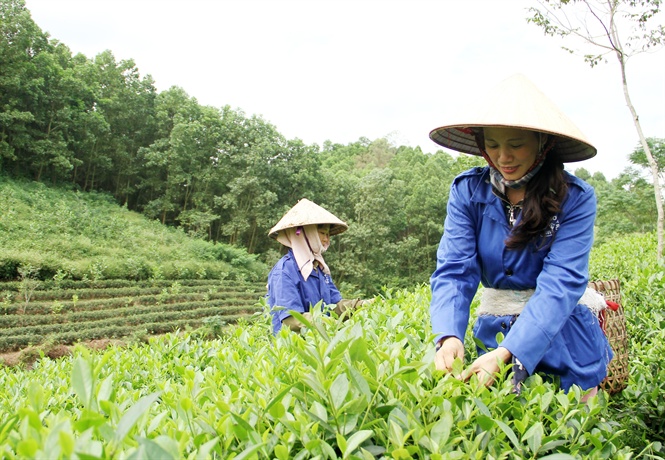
xmin=506 ymin=153 xmax=568 ymax=249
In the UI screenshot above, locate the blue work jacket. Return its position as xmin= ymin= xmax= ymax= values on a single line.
xmin=268 ymin=249 xmax=342 ymax=334
xmin=430 ymin=167 xmax=612 ymax=390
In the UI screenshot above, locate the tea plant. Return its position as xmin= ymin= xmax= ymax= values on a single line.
xmin=17 ymin=264 xmax=40 ymax=311
xmin=591 ymin=232 xmax=665 ymax=451
xmin=0 ymin=287 xmax=639 ymax=459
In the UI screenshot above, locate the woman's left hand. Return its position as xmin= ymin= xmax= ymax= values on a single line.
xmin=462 ymin=347 xmax=512 ymax=386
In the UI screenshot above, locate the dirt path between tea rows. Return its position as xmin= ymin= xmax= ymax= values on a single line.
xmin=0 ymin=338 xmax=126 ymax=368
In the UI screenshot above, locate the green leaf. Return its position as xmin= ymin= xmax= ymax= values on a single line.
xmin=17 ymin=439 xmax=38 ymax=457
xmin=495 ymin=419 xmax=520 ymax=448
xmin=274 ymin=444 xmax=290 ymax=460
xmin=72 ymin=357 xmax=94 ymax=410
xmin=265 ymin=384 xmax=294 ymax=413
xmin=348 ymin=335 xmax=368 ymax=363
xmin=113 ymin=392 xmax=161 ymax=445
xmin=476 ymin=415 xmax=495 ymax=431
xmin=230 ymin=413 xmax=255 ymax=440
xmin=293 ymin=342 xmax=320 ymax=369
xmin=330 ymin=373 xmax=349 ymax=411
xmin=27 ymin=381 xmax=44 ymax=412
xmin=130 ymin=438 xmax=178 ymax=460
xmin=539 ymin=390 xmax=554 ymax=412
xmin=73 ymin=410 xmax=107 ymax=432
xmin=234 ymin=442 xmax=267 ymax=460
xmin=429 ymin=412 xmax=453 ymax=447
xmin=522 ymin=421 xmax=543 ymax=454
xmin=97 ymin=375 xmax=115 ymax=405
xmin=348 ymin=367 xmax=372 ymax=401
xmin=59 ymin=430 xmax=75 ymax=457
xmin=473 ymin=397 xmax=492 ymax=417
xmin=342 ymin=430 xmax=373 ymax=458
xmin=336 ymin=432 xmax=348 ymax=454
xmin=0 ymin=416 xmax=18 ymax=444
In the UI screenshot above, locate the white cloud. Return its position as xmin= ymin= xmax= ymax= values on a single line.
xmin=25 ymin=0 xmax=665 ymax=179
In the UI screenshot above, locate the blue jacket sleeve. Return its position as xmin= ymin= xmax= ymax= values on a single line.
xmin=329 ymin=280 xmax=343 ymax=305
xmin=500 ymin=182 xmax=597 ymax=374
xmin=430 ymin=177 xmax=482 ymax=343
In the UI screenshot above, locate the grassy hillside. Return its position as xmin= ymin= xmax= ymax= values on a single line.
xmin=0 ymin=176 xmax=268 ymax=282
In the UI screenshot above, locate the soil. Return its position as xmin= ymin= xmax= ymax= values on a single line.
xmin=0 ymin=338 xmax=126 ymax=369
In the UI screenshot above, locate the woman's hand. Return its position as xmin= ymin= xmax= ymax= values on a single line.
xmin=435 ymin=336 xmax=465 ymax=372
xmin=282 ymin=312 xmax=313 ymax=332
xmin=462 ymin=347 xmax=512 ymax=386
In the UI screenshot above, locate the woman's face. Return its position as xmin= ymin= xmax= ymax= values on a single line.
xmin=483 ymin=127 xmax=540 ymax=181
xmin=317 ymin=225 xmax=331 ymax=251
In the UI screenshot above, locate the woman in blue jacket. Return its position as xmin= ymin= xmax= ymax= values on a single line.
xmin=267 ymin=198 xmax=362 ymax=334
xmin=428 ymin=74 xmax=613 ymax=395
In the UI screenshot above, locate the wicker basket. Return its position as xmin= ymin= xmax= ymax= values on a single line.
xmin=588 ymin=279 xmax=629 ymax=395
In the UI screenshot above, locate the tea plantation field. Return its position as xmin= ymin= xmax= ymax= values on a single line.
xmin=0 ymin=232 xmax=663 ymax=458
xmin=0 ymin=278 xmax=266 ymax=353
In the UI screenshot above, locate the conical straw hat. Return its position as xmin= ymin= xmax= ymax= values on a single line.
xmin=268 ymin=198 xmax=348 ymax=238
xmin=429 ymin=74 xmax=596 ymax=162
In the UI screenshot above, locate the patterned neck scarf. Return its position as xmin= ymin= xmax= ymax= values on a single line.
xmin=276 ymin=225 xmax=330 ymax=281
xmin=475 ymin=131 xmax=557 ymax=195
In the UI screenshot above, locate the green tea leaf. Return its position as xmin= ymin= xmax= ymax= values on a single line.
xmin=495 ymin=419 xmax=520 ymax=449
xmin=430 ymin=412 xmax=453 ymax=447
xmin=113 ymin=392 xmax=161 ymax=445
xmin=476 ymin=415 xmax=494 ymax=431
xmin=274 ymin=444 xmax=290 ymax=460
xmin=234 ymin=442 xmax=267 ymax=460
xmin=348 ymin=367 xmax=372 ymax=401
xmin=522 ymin=421 xmax=543 ymax=454
xmin=59 ymin=430 xmax=75 ymax=457
xmin=538 ymin=454 xmax=577 ymax=460
xmin=131 ymin=438 xmax=178 ymax=460
xmin=343 ymin=430 xmax=373 ymax=458
xmin=17 ymin=438 xmax=38 ymax=458
xmin=473 ymin=397 xmax=492 ymax=417
xmin=336 ymin=432 xmax=348 ymax=454
xmin=0 ymin=416 xmax=18 ymax=445
xmin=27 ymin=381 xmax=44 ymax=412
xmin=72 ymin=357 xmax=94 ymax=410
xmin=265 ymin=384 xmax=294 ymax=413
xmin=330 ymin=373 xmax=349 ymax=411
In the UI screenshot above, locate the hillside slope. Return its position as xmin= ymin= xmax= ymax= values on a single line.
xmin=0 ymin=176 xmax=268 ymax=282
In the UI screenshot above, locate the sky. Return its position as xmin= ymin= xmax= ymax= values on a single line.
xmin=23 ymin=0 xmax=665 ymax=179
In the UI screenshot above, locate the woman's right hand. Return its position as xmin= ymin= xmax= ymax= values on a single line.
xmin=435 ymin=336 xmax=465 ymax=372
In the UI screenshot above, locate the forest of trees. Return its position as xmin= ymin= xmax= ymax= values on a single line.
xmin=1 ymin=0 xmax=662 ymax=295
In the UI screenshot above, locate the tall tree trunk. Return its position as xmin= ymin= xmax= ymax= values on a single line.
xmin=247 ymin=221 xmax=257 ymax=254
xmin=612 ymin=22 xmax=664 ymax=258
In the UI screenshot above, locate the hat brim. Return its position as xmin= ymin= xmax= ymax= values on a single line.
xmin=430 ymin=123 xmax=597 ymax=163
xmin=268 ymin=198 xmax=348 ymax=238
xmin=429 ymin=74 xmax=597 ymax=163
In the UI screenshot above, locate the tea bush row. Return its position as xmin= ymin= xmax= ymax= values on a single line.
xmin=0 ymin=308 xmax=253 ymax=353
xmin=0 ymin=280 xmax=266 ymax=303
xmin=0 ymin=279 xmax=266 ymax=351
xmin=0 ymin=278 xmax=261 ymax=291
xmin=0 ymin=290 xmax=261 ymax=316
xmin=0 ymin=300 xmax=260 ymax=329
